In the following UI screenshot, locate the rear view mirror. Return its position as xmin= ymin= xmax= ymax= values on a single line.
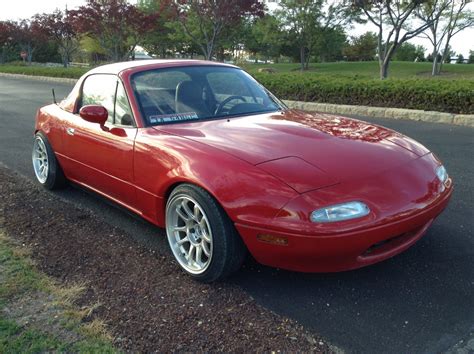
xmin=79 ymin=105 xmax=108 ymax=125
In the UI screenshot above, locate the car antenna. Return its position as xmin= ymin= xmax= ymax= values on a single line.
xmin=52 ymin=88 xmax=57 ymax=105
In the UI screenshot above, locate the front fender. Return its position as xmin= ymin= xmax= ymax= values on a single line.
xmin=133 ymin=127 xmax=298 ymax=227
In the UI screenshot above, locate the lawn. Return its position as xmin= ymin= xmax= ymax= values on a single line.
xmin=243 ymin=61 xmax=474 ymax=80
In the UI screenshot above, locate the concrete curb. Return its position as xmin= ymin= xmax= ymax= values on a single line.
xmin=283 ymin=100 xmax=474 ymax=128
xmin=1 ymin=72 xmax=472 ymax=127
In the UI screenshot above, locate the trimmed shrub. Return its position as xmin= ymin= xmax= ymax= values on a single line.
xmin=254 ymin=72 xmax=474 ymax=114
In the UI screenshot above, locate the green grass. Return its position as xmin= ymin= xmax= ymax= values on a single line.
xmin=0 ymin=232 xmax=116 ymax=353
xmin=243 ymin=61 xmax=474 ymax=79
xmin=2 ymin=60 xmax=473 ymax=80
xmin=0 ymin=63 xmax=87 ymax=79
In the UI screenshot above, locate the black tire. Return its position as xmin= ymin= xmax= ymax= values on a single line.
xmin=32 ymin=132 xmax=66 ymax=190
xmin=165 ymin=184 xmax=247 ymax=282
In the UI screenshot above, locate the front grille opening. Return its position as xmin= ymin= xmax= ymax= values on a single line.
xmin=362 ymin=225 xmax=424 ymax=258
xmin=363 ymin=234 xmax=405 ymax=256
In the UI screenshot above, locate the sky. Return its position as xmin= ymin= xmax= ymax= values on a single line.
xmin=1 ymin=0 xmax=472 ymax=57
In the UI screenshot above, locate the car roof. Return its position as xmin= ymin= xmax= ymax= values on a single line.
xmin=87 ymin=59 xmax=237 ymax=75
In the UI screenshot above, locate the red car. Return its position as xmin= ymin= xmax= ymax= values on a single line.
xmin=33 ymin=60 xmax=453 ymax=282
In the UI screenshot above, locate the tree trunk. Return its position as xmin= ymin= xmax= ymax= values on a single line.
xmin=62 ymin=53 xmax=68 ymax=68
xmin=380 ymin=60 xmax=390 ymax=79
xmin=304 ymin=48 xmax=310 ymax=70
xmin=438 ymin=35 xmax=452 ymax=75
xmin=300 ymin=46 xmax=306 ymax=71
xmin=431 ymin=49 xmax=439 ymax=76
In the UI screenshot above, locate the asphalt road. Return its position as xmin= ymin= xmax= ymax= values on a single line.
xmin=1 ymin=76 xmax=473 ymax=353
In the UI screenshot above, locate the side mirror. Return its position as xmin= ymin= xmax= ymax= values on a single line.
xmin=79 ymin=105 xmax=108 ymax=125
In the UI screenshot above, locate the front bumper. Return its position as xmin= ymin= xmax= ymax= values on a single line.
xmin=235 ymin=182 xmax=452 ymax=273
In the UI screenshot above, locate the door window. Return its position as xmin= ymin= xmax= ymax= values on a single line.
xmin=80 ymin=74 xmax=134 ymax=126
xmin=115 ymin=82 xmax=134 ymax=126
xmin=80 ymin=74 xmax=117 ymax=124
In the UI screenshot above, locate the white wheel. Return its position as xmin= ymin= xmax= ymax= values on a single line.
xmin=166 ymin=195 xmax=213 ymax=275
xmin=32 ymin=132 xmax=65 ymax=189
xmin=32 ymin=136 xmax=49 ymax=184
xmin=165 ymin=184 xmax=246 ymax=282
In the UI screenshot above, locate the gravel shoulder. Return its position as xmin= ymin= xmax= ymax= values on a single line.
xmin=0 ymin=164 xmax=331 ymax=352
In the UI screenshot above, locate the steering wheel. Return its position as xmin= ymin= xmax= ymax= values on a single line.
xmin=215 ymin=95 xmax=246 ymax=115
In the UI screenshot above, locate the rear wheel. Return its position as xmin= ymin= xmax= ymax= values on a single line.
xmin=165 ymin=184 xmax=246 ymax=282
xmin=32 ymin=132 xmax=65 ymax=190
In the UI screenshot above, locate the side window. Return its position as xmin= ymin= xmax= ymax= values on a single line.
xmin=81 ymin=74 xmax=118 ymax=124
xmin=115 ymin=82 xmax=134 ymax=126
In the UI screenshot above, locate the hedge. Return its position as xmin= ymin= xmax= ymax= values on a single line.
xmin=254 ymin=73 xmax=474 ymax=114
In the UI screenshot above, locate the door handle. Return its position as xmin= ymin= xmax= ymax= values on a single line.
xmin=66 ymin=128 xmax=75 ymax=136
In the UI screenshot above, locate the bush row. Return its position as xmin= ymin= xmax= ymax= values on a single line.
xmin=254 ymin=73 xmax=474 ymax=114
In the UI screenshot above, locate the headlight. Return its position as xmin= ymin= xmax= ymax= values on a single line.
xmin=436 ymin=165 xmax=448 ymax=183
xmin=310 ymin=201 xmax=370 ymax=223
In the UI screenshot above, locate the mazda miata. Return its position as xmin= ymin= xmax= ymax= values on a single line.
xmin=33 ymin=60 xmax=453 ymax=282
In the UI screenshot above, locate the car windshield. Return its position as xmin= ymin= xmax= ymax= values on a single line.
xmin=131 ymin=65 xmax=284 ymax=125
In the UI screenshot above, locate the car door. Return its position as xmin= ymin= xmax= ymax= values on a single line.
xmin=60 ymin=74 xmax=138 ymax=209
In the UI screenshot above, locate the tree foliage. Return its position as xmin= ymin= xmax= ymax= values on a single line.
xmin=8 ymin=19 xmax=48 ymax=64
xmin=33 ymin=10 xmax=78 ymax=67
xmin=69 ymin=0 xmax=157 ymax=62
xmin=243 ymin=15 xmax=283 ymax=62
xmin=393 ymin=42 xmax=426 ymax=61
xmin=343 ymin=31 xmax=378 ymax=61
xmin=137 ymin=0 xmax=177 ymax=58
xmin=175 ymin=0 xmax=264 ymax=60
xmin=0 ymin=21 xmax=14 ymax=63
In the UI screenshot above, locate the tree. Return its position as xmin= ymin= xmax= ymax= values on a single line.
xmin=313 ymin=26 xmax=347 ymax=62
xmin=393 ymin=42 xmax=425 ymax=61
xmin=277 ymin=0 xmax=358 ymax=70
xmin=137 ymin=0 xmax=176 ymax=58
xmin=243 ymin=15 xmax=283 ymax=62
xmin=355 ymin=0 xmax=447 ymax=79
xmin=9 ymin=19 xmax=47 ymax=64
xmin=441 ymin=44 xmax=455 ymax=63
xmin=456 ymin=53 xmax=464 ymax=64
xmin=343 ymin=31 xmax=378 ymax=61
xmin=437 ymin=1 xmax=473 ymax=72
xmin=33 ymin=10 xmax=78 ymax=67
xmin=276 ymin=0 xmax=321 ymax=70
xmin=417 ymin=0 xmax=474 ymax=76
xmin=69 ymin=0 xmax=157 ymax=62
xmin=469 ymin=50 xmax=474 ymax=64
xmin=175 ymin=0 xmax=264 ymax=60
xmin=414 ymin=44 xmax=426 ymax=61
xmin=0 ymin=21 xmax=14 ymax=63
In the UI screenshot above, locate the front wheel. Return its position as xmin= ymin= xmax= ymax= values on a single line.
xmin=32 ymin=132 xmax=65 ymax=190
xmin=165 ymin=184 xmax=246 ymax=282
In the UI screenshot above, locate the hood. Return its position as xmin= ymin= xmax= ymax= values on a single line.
xmin=154 ymin=110 xmax=430 ymax=192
